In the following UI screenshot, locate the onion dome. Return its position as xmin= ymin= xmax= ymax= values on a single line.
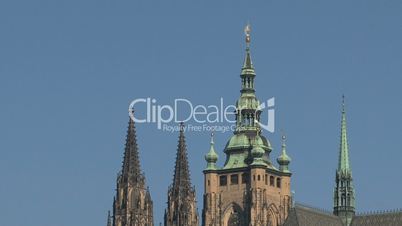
xmin=205 ymin=132 xmax=218 ymax=170
xmin=251 ymin=143 xmax=266 ymax=166
xmin=277 ymin=135 xmax=291 ymax=172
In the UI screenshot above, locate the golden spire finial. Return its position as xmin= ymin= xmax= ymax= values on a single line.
xmin=210 ymin=130 xmax=215 ymax=144
xmin=244 ymin=23 xmax=251 ymax=46
xmin=281 ymin=130 xmax=287 ymax=145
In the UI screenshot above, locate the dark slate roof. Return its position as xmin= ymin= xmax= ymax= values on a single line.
xmin=283 ymin=203 xmax=402 ymax=226
xmin=283 ymin=204 xmax=343 ymax=226
xmin=351 ymin=211 xmax=402 ymax=226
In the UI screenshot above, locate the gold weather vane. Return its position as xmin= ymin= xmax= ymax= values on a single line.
xmin=244 ymin=23 xmax=251 ymax=47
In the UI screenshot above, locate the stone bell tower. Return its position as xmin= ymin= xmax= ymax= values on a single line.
xmin=202 ymin=24 xmax=292 ymax=226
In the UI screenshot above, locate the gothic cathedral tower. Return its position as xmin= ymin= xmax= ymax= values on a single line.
xmin=164 ymin=123 xmax=200 ymax=226
xmin=202 ymin=25 xmax=292 ymax=226
xmin=333 ymin=97 xmax=355 ymax=226
xmin=110 ymin=114 xmax=154 ymax=226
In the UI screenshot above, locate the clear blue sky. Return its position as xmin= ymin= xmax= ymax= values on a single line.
xmin=1 ymin=1 xmax=401 ymax=226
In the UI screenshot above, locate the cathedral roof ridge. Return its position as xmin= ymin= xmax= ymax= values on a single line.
xmin=295 ymin=202 xmax=335 ymax=216
xmin=356 ymin=208 xmax=402 ymax=216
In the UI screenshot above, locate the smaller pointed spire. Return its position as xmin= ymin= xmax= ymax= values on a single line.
xmin=242 ymin=23 xmax=255 ymax=72
xmin=106 ymin=211 xmax=112 ymax=226
xmin=172 ymin=122 xmax=192 ymax=193
xmin=165 ymin=122 xmax=199 ymax=226
xmin=334 ymin=96 xmax=355 ymax=225
xmin=277 ymin=134 xmax=291 ymax=172
xmin=205 ymin=132 xmax=219 ymax=170
xmin=339 ymin=95 xmax=350 ymax=173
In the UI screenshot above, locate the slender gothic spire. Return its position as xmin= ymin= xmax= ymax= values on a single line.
xmin=172 ymin=122 xmax=192 ymax=193
xmin=112 ymin=110 xmax=154 ymax=226
xmin=338 ymin=95 xmax=350 ymax=173
xmin=165 ymin=122 xmax=199 ymax=226
xmin=121 ymin=113 xmax=144 ymax=184
xmin=333 ymin=96 xmax=355 ymax=226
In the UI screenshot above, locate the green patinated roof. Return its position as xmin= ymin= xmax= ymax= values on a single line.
xmin=236 ymin=95 xmax=260 ymax=110
xmin=222 ymin=134 xmax=272 ymax=169
xmin=222 ymin=151 xmax=249 ymax=169
xmin=338 ymin=98 xmax=351 ymax=173
xmin=225 ymin=133 xmax=271 ymax=151
xmin=241 ymin=47 xmax=256 ymax=75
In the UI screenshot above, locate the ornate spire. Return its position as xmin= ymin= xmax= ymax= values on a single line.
xmin=277 ymin=134 xmax=291 ymax=172
xmin=205 ymin=132 xmax=218 ymax=170
xmin=165 ymin=122 xmax=199 ymax=226
xmin=112 ymin=110 xmax=154 ymax=226
xmin=223 ymin=23 xmax=272 ymax=170
xmin=334 ymin=96 xmax=355 ymax=226
xmin=241 ymin=23 xmax=256 ymax=78
xmin=338 ymin=95 xmax=350 ymax=173
xmin=121 ymin=111 xmax=144 ymax=184
xmin=235 ymin=23 xmax=261 ymax=133
xmin=172 ymin=122 xmax=192 ymax=193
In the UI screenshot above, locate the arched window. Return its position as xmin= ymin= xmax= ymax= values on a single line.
xmin=257 ymin=175 xmax=261 ymax=181
xmin=276 ymin=178 xmax=281 ymax=188
xmin=220 ymin=175 xmax=227 ymax=186
xmin=241 ymin=173 xmax=248 ymax=184
xmin=270 ymin=176 xmax=275 ymax=186
xmin=231 ymin=174 xmax=239 ymax=185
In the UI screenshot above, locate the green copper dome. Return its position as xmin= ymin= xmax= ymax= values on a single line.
xmin=251 ymin=144 xmax=267 ymax=166
xmin=224 ymin=133 xmax=271 ymax=152
xmin=205 ymin=133 xmax=218 ymax=170
xmin=277 ymin=152 xmax=291 ymax=164
xmin=251 ymin=145 xmax=264 ymax=158
xmin=277 ymin=135 xmax=291 ymax=172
